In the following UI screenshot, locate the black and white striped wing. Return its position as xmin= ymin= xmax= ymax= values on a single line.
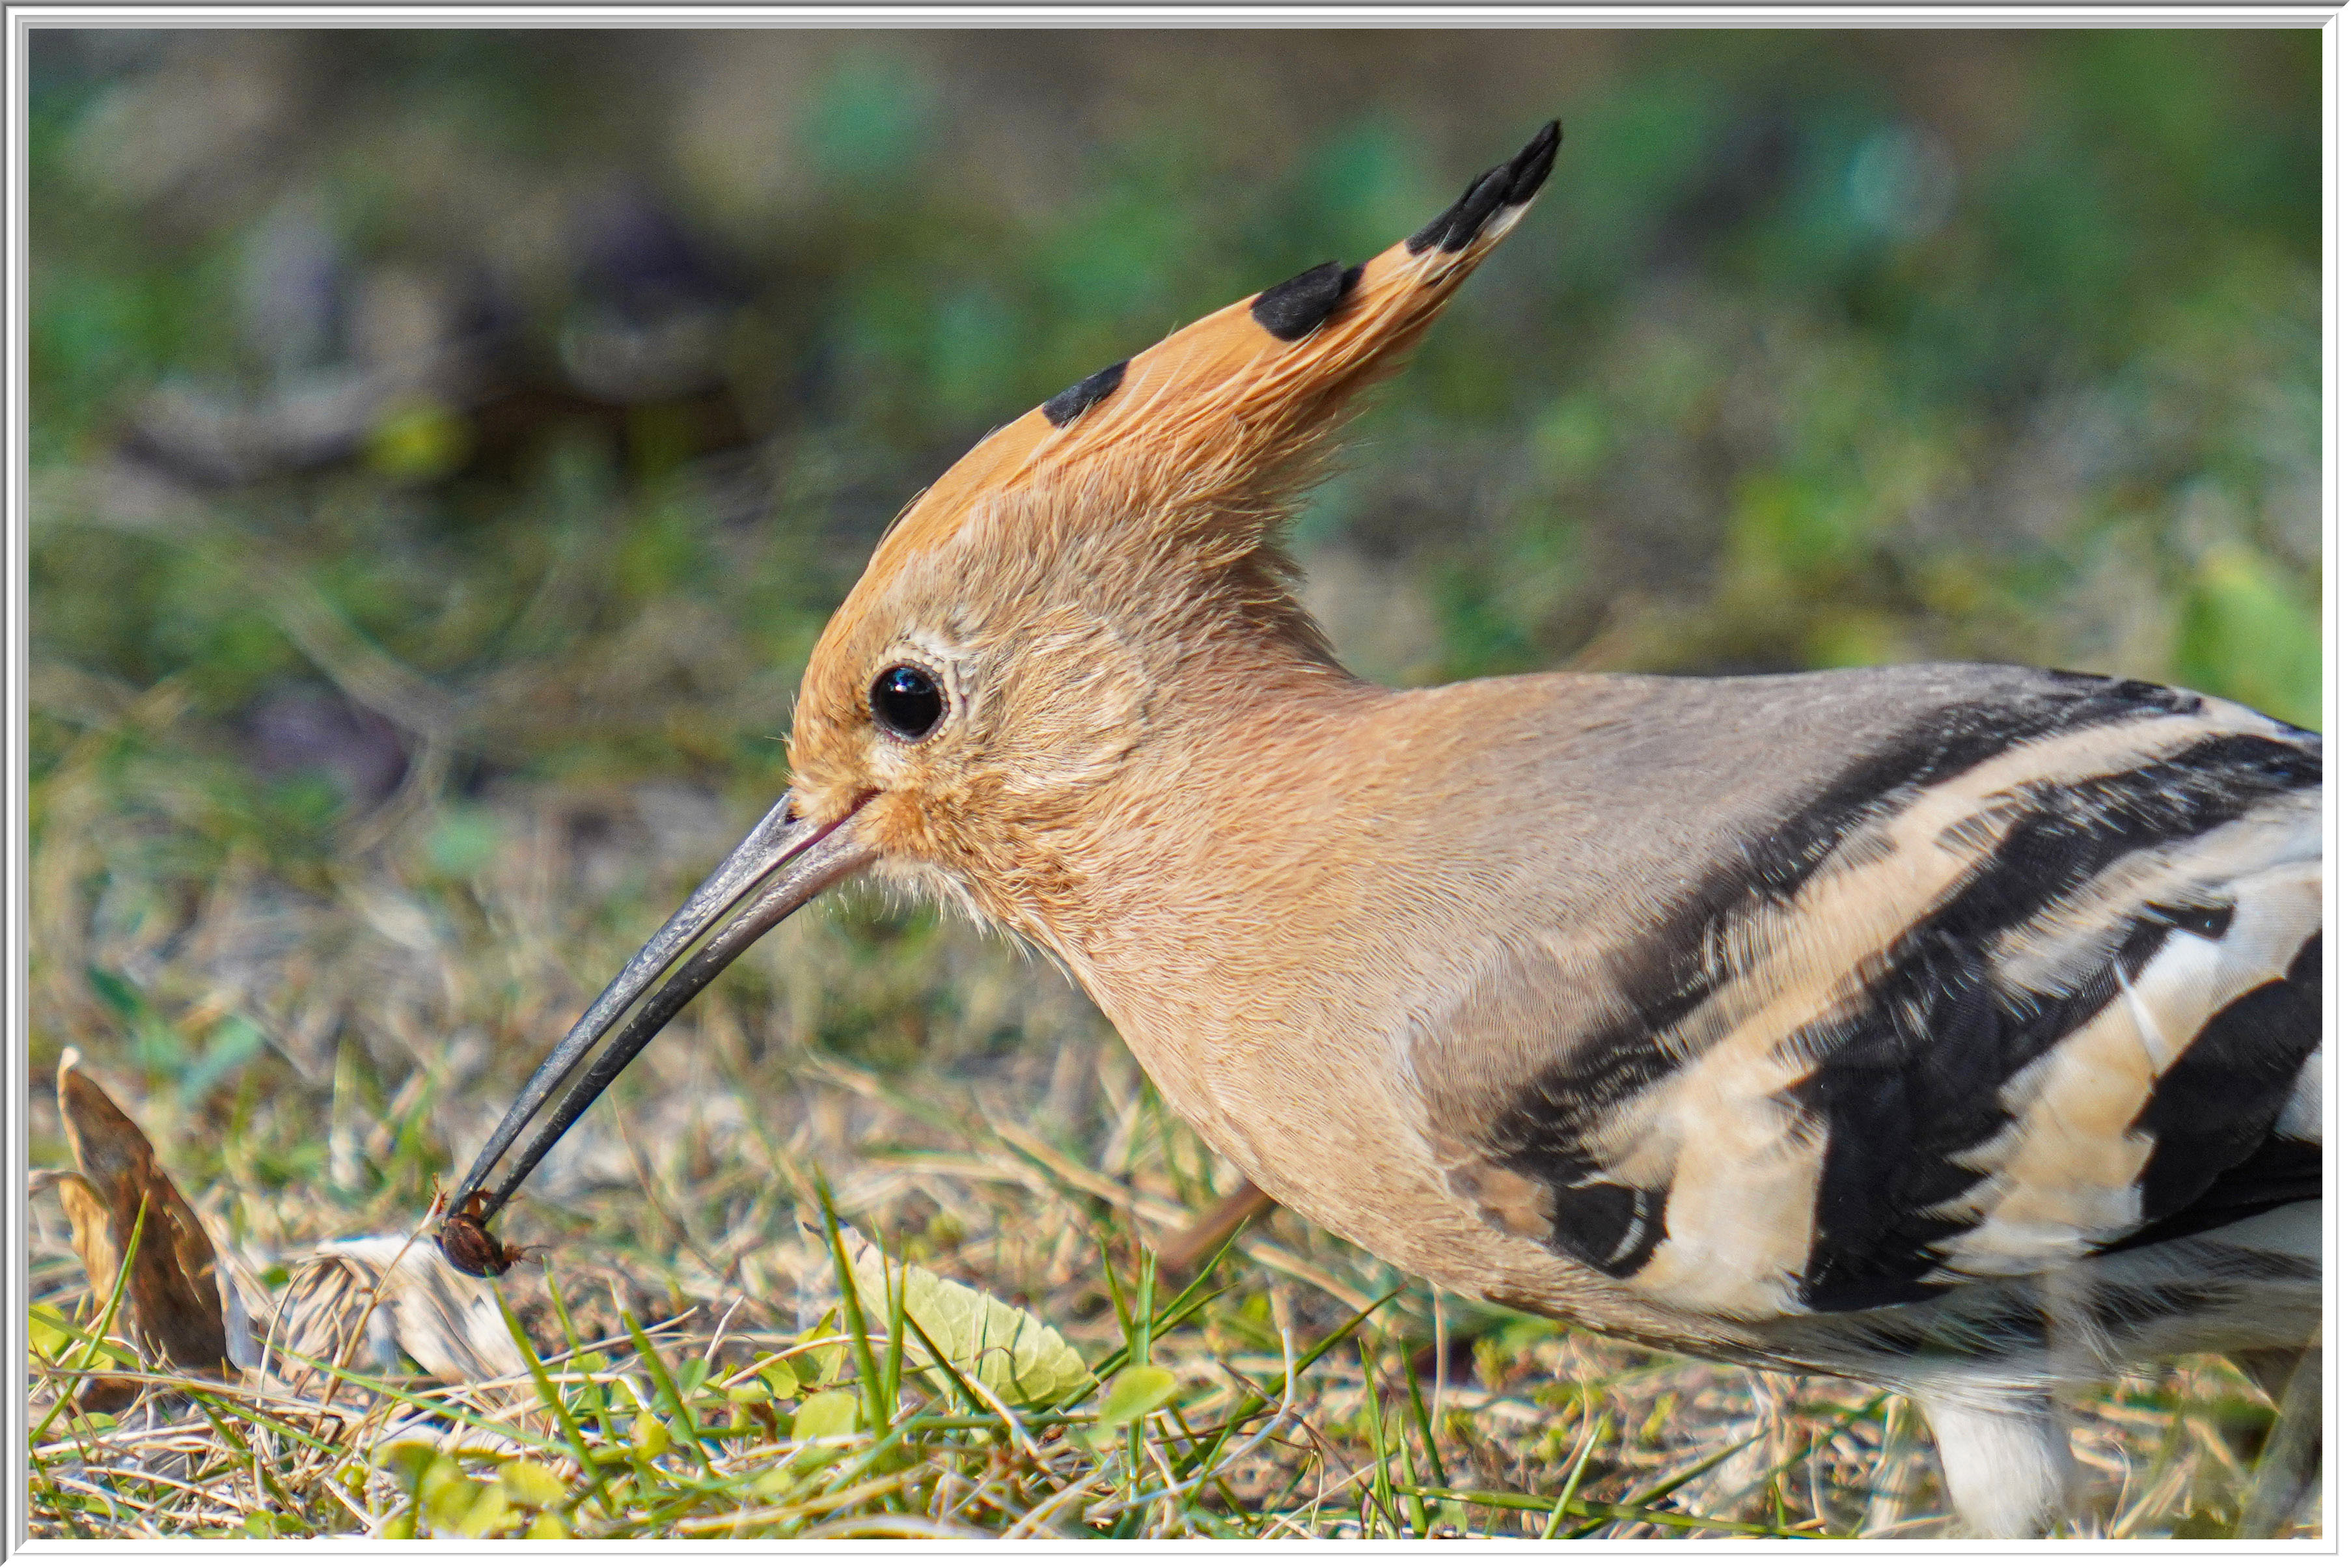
xmin=1436 ymin=673 xmax=2320 ymax=1321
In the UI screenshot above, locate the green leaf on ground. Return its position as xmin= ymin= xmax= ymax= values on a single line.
xmin=791 ymin=1389 xmax=859 ymax=1440
xmin=824 ymin=1222 xmax=1092 ymax=1409
xmin=1096 ymin=1364 xmax=1179 ymax=1426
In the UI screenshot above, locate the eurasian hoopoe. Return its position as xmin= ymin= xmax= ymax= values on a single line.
xmin=451 ymin=122 xmax=2323 ymax=1537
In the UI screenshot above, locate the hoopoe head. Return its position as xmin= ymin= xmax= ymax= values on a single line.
xmin=788 ymin=121 xmax=1560 ymax=920
xmin=448 ymin=123 xmax=1560 ymax=1235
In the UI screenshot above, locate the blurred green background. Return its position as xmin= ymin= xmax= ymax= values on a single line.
xmin=25 ymin=29 xmax=2320 ymax=1167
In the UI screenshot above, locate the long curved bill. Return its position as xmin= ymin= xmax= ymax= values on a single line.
xmin=441 ymin=791 xmax=873 ymax=1270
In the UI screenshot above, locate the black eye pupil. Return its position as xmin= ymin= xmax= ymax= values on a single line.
xmin=870 ymin=665 xmax=944 ymax=740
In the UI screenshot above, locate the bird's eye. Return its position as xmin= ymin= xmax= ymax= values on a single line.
xmin=870 ymin=665 xmax=946 ymax=741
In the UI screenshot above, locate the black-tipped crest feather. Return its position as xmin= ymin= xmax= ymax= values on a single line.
xmin=1042 ymin=359 xmax=1127 ymax=427
xmin=1251 ymin=260 xmax=1364 ymax=340
xmin=1409 ymin=120 xmax=1562 ymax=255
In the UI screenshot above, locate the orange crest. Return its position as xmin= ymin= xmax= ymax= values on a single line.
xmin=865 ymin=120 xmax=1561 ymax=578
xmin=787 ymin=122 xmax=1562 ymax=832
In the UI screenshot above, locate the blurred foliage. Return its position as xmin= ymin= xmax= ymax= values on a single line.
xmin=25 ymin=29 xmax=2320 ymax=1109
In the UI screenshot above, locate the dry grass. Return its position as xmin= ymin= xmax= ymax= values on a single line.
xmin=25 ymin=724 xmax=2312 ymax=1541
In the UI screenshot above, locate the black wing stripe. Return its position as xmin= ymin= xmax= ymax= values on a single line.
xmin=2100 ymin=1136 xmax=2322 ymax=1257
xmin=1478 ymin=676 xmax=2309 ymax=1301
xmin=1548 ymin=1181 xmax=1670 ymax=1277
xmin=1502 ymin=678 xmax=2210 ymax=1129
xmin=1793 ymin=738 xmax=2318 ymax=1311
xmin=2126 ymin=933 xmax=2322 ymax=1228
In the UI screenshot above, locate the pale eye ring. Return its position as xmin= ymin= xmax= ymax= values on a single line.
xmin=870 ymin=664 xmax=946 ymax=741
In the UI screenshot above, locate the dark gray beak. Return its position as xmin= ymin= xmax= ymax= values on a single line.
xmin=442 ymin=791 xmax=873 ymax=1266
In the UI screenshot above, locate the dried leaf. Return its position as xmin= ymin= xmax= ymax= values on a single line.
xmin=53 ymin=1049 xmax=229 ymax=1374
xmin=266 ymin=1235 xmax=527 ymax=1386
xmin=43 ymin=1170 xmax=121 ymax=1301
xmin=819 ymin=1221 xmax=1092 ymax=1409
xmin=66 ymin=1373 xmax=145 ymax=1416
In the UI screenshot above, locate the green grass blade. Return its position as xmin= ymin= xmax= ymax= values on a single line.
xmin=1540 ymin=1397 xmax=1607 ymax=1540
xmin=812 ymin=1175 xmax=890 ymax=1438
xmin=493 ymin=1280 xmax=615 ymax=1511
xmin=31 ymin=1194 xmax=148 ymax=1447
xmin=879 ymin=1248 xmax=908 ymax=1428
xmin=622 ymin=1308 xmax=719 ymax=1478
xmin=1399 ymin=1341 xmax=1458 ymax=1534
xmin=1356 ymin=1339 xmax=1399 ymax=1537
xmin=1563 ymin=1427 xmax=1764 ymax=1540
xmin=1166 ymin=1287 xmax=1399 ymax=1487
xmin=1395 ymin=1480 xmax=1827 ymax=1539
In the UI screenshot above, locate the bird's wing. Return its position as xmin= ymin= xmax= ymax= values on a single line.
xmin=1414 ymin=667 xmax=2320 ymax=1322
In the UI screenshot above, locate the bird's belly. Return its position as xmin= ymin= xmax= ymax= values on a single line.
xmin=1110 ymin=1009 xmax=1735 ymax=1346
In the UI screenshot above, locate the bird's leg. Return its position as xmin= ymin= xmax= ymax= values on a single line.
xmin=1911 ymin=1379 xmax=2074 ymax=1538
xmin=1155 ymin=1181 xmax=1276 ymax=1276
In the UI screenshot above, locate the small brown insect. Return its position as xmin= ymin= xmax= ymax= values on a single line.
xmin=437 ymin=1190 xmax=524 ymax=1278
